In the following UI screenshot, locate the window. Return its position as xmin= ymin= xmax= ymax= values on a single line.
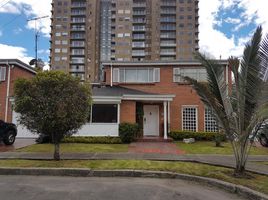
xmin=205 ymin=107 xmax=218 ymax=132
xmin=173 ymin=68 xmax=207 ymax=82
xmin=182 ymin=107 xmax=197 ymax=131
xmin=0 ymin=67 xmax=6 ymax=81
xmin=91 ymin=104 xmax=118 ymax=123
xmin=55 ymin=48 xmax=61 ymax=53
xmin=113 ymin=68 xmax=160 ymax=83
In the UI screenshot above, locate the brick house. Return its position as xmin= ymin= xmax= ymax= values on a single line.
xmin=0 ymin=59 xmax=36 ymax=124
xmin=78 ymin=60 xmax=231 ymax=139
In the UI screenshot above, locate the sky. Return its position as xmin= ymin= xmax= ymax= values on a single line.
xmin=0 ymin=0 xmax=268 ymax=68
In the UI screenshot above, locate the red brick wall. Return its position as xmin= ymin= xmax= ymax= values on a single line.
xmin=0 ymin=64 xmax=35 ymax=122
xmin=120 ymin=100 xmax=136 ymax=123
xmin=104 ymin=65 xmax=232 ymax=132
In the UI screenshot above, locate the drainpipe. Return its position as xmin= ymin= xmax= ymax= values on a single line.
xmin=4 ymin=62 xmax=11 ymax=122
xmin=110 ymin=63 xmax=113 ymax=87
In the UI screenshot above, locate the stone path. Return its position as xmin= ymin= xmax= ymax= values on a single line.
xmin=129 ymin=142 xmax=185 ymax=154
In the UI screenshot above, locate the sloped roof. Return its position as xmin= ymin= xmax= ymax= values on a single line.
xmin=92 ymin=86 xmax=156 ymax=97
xmin=0 ymin=59 xmax=36 ymax=74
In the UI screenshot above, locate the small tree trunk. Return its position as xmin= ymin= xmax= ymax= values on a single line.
xmin=234 ymin=164 xmax=246 ymax=177
xmin=54 ymin=142 xmax=60 ymax=161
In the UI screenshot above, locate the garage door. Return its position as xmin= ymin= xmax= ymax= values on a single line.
xmin=12 ymin=111 xmax=37 ymax=138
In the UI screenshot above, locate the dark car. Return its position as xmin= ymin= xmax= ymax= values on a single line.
xmin=258 ymin=123 xmax=268 ymax=147
xmin=0 ymin=120 xmax=17 ymax=145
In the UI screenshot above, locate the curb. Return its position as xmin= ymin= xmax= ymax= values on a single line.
xmin=0 ymin=168 xmax=267 ymax=200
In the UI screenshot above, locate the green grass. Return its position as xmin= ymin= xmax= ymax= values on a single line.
xmin=0 ymin=159 xmax=267 ymax=194
xmin=176 ymin=141 xmax=268 ymax=155
xmin=16 ymin=143 xmax=128 ymax=153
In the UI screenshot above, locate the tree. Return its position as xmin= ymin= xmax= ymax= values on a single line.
xmin=14 ymin=71 xmax=91 ymax=160
xmin=184 ymin=26 xmax=268 ymax=176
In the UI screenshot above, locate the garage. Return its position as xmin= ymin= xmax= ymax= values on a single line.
xmin=12 ymin=111 xmax=37 ymax=138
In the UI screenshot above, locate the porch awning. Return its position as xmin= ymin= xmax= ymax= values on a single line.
xmin=92 ymin=86 xmax=175 ymax=102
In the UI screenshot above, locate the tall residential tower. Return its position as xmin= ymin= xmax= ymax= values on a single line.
xmin=50 ymin=0 xmax=199 ymax=82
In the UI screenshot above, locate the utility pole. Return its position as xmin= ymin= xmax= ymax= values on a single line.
xmin=27 ymin=15 xmax=49 ymax=69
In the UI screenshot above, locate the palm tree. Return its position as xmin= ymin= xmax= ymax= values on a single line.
xmin=185 ymin=26 xmax=268 ymax=176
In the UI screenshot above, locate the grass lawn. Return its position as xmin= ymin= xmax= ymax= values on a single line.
xmin=0 ymin=159 xmax=267 ymax=194
xmin=176 ymin=141 xmax=268 ymax=155
xmin=16 ymin=143 xmax=128 ymax=153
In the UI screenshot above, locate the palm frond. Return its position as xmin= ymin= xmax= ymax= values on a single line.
xmin=239 ymin=26 xmax=263 ymax=130
xmin=183 ymin=76 xmax=233 ymax=135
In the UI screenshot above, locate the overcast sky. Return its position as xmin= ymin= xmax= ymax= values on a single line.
xmin=0 ymin=0 xmax=268 ymax=66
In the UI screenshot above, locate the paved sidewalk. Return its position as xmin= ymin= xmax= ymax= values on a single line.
xmin=0 ymin=151 xmax=267 ymax=175
xmin=0 ymin=139 xmax=36 ymax=152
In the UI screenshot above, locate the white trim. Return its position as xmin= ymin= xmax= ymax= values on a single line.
xmin=102 ymin=60 xmax=228 ymax=67
xmin=164 ymin=101 xmax=167 ymax=139
xmin=117 ymin=103 xmax=120 ymax=125
xmin=0 ymin=59 xmax=36 ymax=74
xmin=122 ymin=94 xmax=175 ymax=101
xmin=168 ymin=101 xmax=170 ymax=132
xmin=93 ymin=96 xmax=122 ymax=103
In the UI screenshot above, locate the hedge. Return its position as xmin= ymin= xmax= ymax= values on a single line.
xmin=62 ymin=136 xmax=123 ymax=144
xmin=168 ymin=130 xmax=226 ymax=141
xmin=119 ymin=123 xmax=139 ymax=143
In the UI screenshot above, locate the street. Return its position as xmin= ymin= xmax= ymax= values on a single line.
xmin=0 ymin=175 xmax=247 ymax=200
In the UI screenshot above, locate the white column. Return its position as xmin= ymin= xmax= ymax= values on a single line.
xmin=167 ymin=101 xmax=170 ymax=133
xmin=117 ymin=103 xmax=120 ymax=124
xmin=164 ymin=101 xmax=167 ymax=139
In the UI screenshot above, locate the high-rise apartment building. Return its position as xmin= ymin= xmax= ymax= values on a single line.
xmin=50 ymin=0 xmax=199 ymax=82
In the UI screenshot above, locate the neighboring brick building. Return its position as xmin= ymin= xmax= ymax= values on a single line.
xmin=0 ymin=59 xmax=36 ymax=123
xmin=78 ymin=61 xmax=231 ymax=139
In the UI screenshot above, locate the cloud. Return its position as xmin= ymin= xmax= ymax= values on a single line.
xmin=0 ymin=43 xmax=33 ymax=64
xmin=0 ymin=0 xmax=51 ymax=36
xmin=199 ymin=0 xmax=268 ymax=59
xmin=225 ymin=17 xmax=241 ymax=24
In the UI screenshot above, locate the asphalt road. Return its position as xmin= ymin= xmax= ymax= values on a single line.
xmin=0 ymin=176 xmax=247 ymax=200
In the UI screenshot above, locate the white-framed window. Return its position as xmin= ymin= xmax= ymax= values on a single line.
xmin=182 ymin=106 xmax=197 ymax=132
xmin=0 ymin=67 xmax=6 ymax=81
xmin=205 ymin=107 xmax=218 ymax=132
xmin=90 ymin=104 xmax=118 ymax=123
xmin=54 ymin=57 xmax=60 ymax=62
xmin=55 ymin=48 xmax=61 ymax=53
xmin=113 ymin=68 xmax=160 ymax=83
xmin=173 ymin=67 xmax=207 ymax=82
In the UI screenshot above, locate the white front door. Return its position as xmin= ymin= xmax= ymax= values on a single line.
xmin=143 ymin=105 xmax=159 ymax=136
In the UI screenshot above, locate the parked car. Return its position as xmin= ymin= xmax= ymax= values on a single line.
xmin=258 ymin=123 xmax=268 ymax=147
xmin=0 ymin=120 xmax=17 ymax=145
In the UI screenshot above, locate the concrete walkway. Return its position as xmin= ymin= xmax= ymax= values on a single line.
xmin=0 ymin=151 xmax=267 ymax=175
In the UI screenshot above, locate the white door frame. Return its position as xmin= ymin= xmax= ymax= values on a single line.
xmin=143 ymin=105 xmax=159 ymax=136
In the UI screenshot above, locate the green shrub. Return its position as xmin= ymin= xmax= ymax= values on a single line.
xmin=62 ymin=136 xmax=122 ymax=144
xmin=119 ymin=123 xmax=139 ymax=143
xmin=168 ymin=130 xmax=226 ymax=141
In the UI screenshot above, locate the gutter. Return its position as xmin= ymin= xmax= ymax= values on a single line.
xmin=4 ymin=62 xmax=12 ymax=122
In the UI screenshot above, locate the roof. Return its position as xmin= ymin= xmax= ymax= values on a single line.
xmin=92 ymin=86 xmax=156 ymax=97
xmin=92 ymin=86 xmax=175 ymax=102
xmin=0 ymin=59 xmax=36 ymax=74
xmin=102 ymin=60 xmax=229 ymax=67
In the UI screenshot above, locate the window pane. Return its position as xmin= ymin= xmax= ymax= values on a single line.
xmin=92 ymin=104 xmax=118 ymax=123
xmin=125 ymin=69 xmax=137 ymax=82
xmin=137 ymin=69 xmax=148 ymax=82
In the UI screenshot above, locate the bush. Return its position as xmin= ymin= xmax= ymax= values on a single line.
xmin=62 ymin=136 xmax=122 ymax=144
xmin=168 ymin=130 xmax=226 ymax=141
xmin=119 ymin=123 xmax=139 ymax=143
